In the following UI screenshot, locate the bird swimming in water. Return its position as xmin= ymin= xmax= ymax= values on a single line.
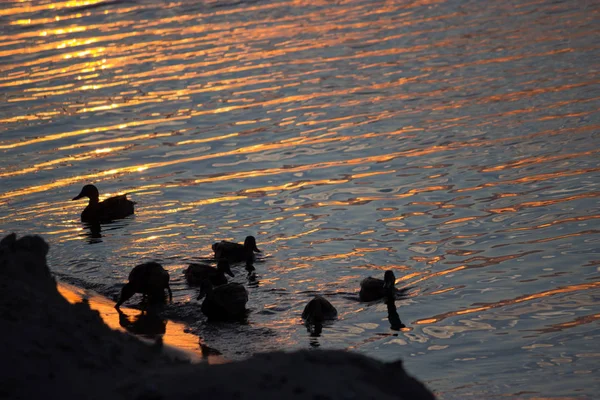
xmin=185 ymin=259 xmax=234 ymax=286
xmin=302 ymin=295 xmax=337 ymax=336
xmin=359 ymin=270 xmax=412 ymax=302
xmin=115 ymin=262 xmax=172 ymax=309
xmin=302 ymin=295 xmax=337 ymax=323
xmin=198 ymin=279 xmax=248 ymax=321
xmin=212 ymin=235 xmax=261 ymax=263
xmin=72 ymin=184 xmax=135 ymax=223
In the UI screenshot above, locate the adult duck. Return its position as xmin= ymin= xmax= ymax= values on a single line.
xmin=359 ymin=270 xmax=412 ymax=302
xmin=212 ymin=235 xmax=261 ymax=263
xmin=72 ymin=184 xmax=135 ymax=223
xmin=302 ymin=295 xmax=338 ymax=324
xmin=184 ymin=259 xmax=234 ymax=286
xmin=115 ymin=262 xmax=172 ymax=309
xmin=198 ymin=280 xmax=248 ymax=321
xmin=302 ymin=295 xmax=337 ymax=336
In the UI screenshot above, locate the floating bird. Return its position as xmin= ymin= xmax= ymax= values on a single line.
xmin=302 ymin=295 xmax=337 ymax=336
xmin=185 ymin=259 xmax=234 ymax=286
xmin=302 ymin=295 xmax=338 ymax=323
xmin=115 ymin=262 xmax=172 ymax=309
xmin=198 ymin=280 xmax=248 ymax=321
xmin=212 ymin=235 xmax=261 ymax=263
xmin=359 ymin=270 xmax=412 ymax=302
xmin=72 ymin=184 xmax=135 ymax=223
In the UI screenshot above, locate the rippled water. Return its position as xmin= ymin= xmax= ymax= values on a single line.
xmin=1 ymin=0 xmax=599 ymax=398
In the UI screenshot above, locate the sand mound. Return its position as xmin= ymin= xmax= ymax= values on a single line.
xmin=0 ymin=233 xmax=435 ymax=400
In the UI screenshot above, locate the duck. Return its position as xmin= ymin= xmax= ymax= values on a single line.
xmin=302 ymin=295 xmax=338 ymax=323
xmin=184 ymin=259 xmax=234 ymax=286
xmin=72 ymin=184 xmax=135 ymax=223
xmin=212 ymin=235 xmax=261 ymax=263
xmin=198 ymin=279 xmax=248 ymax=321
xmin=302 ymin=295 xmax=337 ymax=336
xmin=359 ymin=270 xmax=412 ymax=302
xmin=115 ymin=262 xmax=172 ymax=309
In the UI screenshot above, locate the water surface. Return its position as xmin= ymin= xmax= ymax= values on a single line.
xmin=1 ymin=0 xmax=599 ymax=398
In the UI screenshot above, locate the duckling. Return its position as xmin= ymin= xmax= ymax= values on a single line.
xmin=212 ymin=235 xmax=261 ymax=263
xmin=359 ymin=270 xmax=411 ymax=302
xmin=72 ymin=184 xmax=135 ymax=223
xmin=184 ymin=259 xmax=234 ymax=286
xmin=199 ymin=279 xmax=248 ymax=321
xmin=115 ymin=262 xmax=172 ymax=309
xmin=302 ymin=295 xmax=338 ymax=323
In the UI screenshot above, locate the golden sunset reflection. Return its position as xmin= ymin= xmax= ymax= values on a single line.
xmin=1 ymin=0 xmax=599 ymax=396
xmin=57 ymin=283 xmax=204 ymax=361
xmin=415 ymin=281 xmax=600 ymax=325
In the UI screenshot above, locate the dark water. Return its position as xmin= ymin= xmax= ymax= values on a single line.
xmin=1 ymin=0 xmax=599 ymax=398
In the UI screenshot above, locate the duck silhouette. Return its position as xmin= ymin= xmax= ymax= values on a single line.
xmin=302 ymin=295 xmax=337 ymax=336
xmin=185 ymin=259 xmax=234 ymax=286
xmin=115 ymin=262 xmax=172 ymax=309
xmin=359 ymin=270 xmax=412 ymax=302
xmin=72 ymin=184 xmax=135 ymax=223
xmin=198 ymin=279 xmax=248 ymax=321
xmin=212 ymin=235 xmax=261 ymax=263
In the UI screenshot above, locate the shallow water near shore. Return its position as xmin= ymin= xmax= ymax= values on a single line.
xmin=1 ymin=0 xmax=599 ymax=398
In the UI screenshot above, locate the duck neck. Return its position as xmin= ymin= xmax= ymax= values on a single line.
xmin=88 ymin=195 xmax=99 ymax=205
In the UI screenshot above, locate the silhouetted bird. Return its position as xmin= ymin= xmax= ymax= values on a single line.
xmin=302 ymin=295 xmax=338 ymax=323
xmin=115 ymin=262 xmax=172 ymax=309
xmin=212 ymin=235 xmax=261 ymax=263
xmin=359 ymin=270 xmax=412 ymax=302
xmin=185 ymin=259 xmax=234 ymax=286
xmin=302 ymin=295 xmax=338 ymax=337
xmin=72 ymin=184 xmax=135 ymax=223
xmin=198 ymin=279 xmax=248 ymax=321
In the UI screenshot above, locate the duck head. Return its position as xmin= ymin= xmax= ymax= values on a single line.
xmin=383 ymin=270 xmax=396 ymax=289
xmin=216 ymin=259 xmax=234 ymax=277
xmin=115 ymin=282 xmax=136 ymax=309
xmin=244 ymin=235 xmax=261 ymax=253
xmin=72 ymin=184 xmax=100 ymax=203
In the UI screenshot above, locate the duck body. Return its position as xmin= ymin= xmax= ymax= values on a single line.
xmin=302 ymin=295 xmax=337 ymax=323
xmin=212 ymin=235 xmax=261 ymax=263
xmin=115 ymin=262 xmax=172 ymax=308
xmin=185 ymin=259 xmax=233 ymax=286
xmin=199 ymin=281 xmax=248 ymax=321
xmin=72 ymin=184 xmax=135 ymax=223
xmin=359 ymin=270 xmax=411 ymax=302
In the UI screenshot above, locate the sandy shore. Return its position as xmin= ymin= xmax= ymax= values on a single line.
xmin=0 ymin=233 xmax=435 ymax=399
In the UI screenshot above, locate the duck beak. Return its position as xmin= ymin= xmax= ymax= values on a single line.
xmin=253 ymin=245 xmax=261 ymax=253
xmin=72 ymin=193 xmax=84 ymax=201
xmin=226 ymin=268 xmax=235 ymax=278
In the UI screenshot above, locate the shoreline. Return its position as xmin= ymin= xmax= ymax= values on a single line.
xmin=1 ymin=233 xmax=435 ymax=399
xmin=56 ymin=281 xmax=221 ymax=364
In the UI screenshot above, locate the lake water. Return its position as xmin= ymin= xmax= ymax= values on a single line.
xmin=1 ymin=0 xmax=599 ymax=398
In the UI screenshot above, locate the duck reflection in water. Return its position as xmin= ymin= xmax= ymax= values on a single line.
xmin=245 ymin=260 xmax=259 ymax=287
xmin=82 ymin=221 xmax=102 ymax=244
xmin=385 ymin=290 xmax=406 ymax=331
xmin=302 ymin=295 xmax=337 ymax=337
xmin=117 ymin=308 xmax=167 ymax=337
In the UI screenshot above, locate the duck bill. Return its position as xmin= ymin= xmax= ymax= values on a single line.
xmin=253 ymin=245 xmax=261 ymax=253
xmin=72 ymin=193 xmax=84 ymax=201
xmin=226 ymin=269 xmax=235 ymax=278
